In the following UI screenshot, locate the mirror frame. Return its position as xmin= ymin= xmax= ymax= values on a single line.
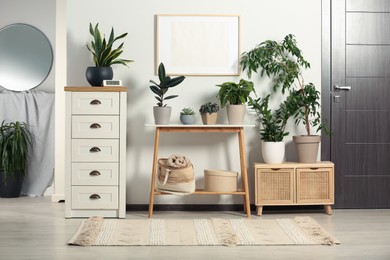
xmin=0 ymin=23 xmax=53 ymax=91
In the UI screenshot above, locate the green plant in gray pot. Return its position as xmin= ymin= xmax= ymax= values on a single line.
xmin=180 ymin=107 xmax=196 ymax=125
xmin=86 ymin=23 xmax=134 ymax=86
xmin=149 ymin=62 xmax=185 ymax=124
xmin=199 ymin=102 xmax=219 ymax=125
xmin=0 ymin=120 xmax=32 ymax=198
xmin=216 ymin=79 xmax=254 ymax=125
xmin=241 ymin=34 xmax=329 ymax=162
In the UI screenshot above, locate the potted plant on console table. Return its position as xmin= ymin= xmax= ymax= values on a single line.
xmin=240 ymin=34 xmax=329 ymax=162
xmin=216 ymin=79 xmax=254 ymax=125
xmin=149 ymin=62 xmax=185 ymax=125
xmin=199 ymin=102 xmax=219 ymax=125
xmin=86 ymin=23 xmax=134 ymax=86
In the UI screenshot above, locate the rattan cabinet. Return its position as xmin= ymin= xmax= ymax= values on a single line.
xmin=254 ymin=162 xmax=334 ymax=215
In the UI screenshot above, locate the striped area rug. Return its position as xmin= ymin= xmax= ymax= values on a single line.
xmin=68 ymin=216 xmax=339 ymax=247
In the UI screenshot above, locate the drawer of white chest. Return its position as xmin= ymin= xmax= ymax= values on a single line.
xmin=72 ymin=139 xmax=119 ymax=162
xmin=71 ymin=186 xmax=118 ymax=209
xmin=72 ymin=92 xmax=119 ymax=115
xmin=72 ymin=116 xmax=119 ymax=138
xmin=72 ymin=163 xmax=119 ymax=185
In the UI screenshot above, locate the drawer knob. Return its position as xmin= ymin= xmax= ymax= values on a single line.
xmin=89 ymin=170 xmax=101 ymax=176
xmin=90 ymin=99 xmax=101 ymax=105
xmin=89 ymin=194 xmax=101 ymax=200
xmin=90 ymin=123 xmax=101 ymax=129
xmin=89 ymin=147 xmax=101 ymax=153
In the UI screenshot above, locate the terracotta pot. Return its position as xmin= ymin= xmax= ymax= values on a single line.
xmin=293 ymin=135 xmax=321 ymax=163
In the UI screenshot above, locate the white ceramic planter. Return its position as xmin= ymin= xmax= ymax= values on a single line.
xmin=261 ymin=141 xmax=285 ymax=164
xmin=153 ymin=106 xmax=171 ymax=125
xmin=226 ymin=104 xmax=246 ymax=125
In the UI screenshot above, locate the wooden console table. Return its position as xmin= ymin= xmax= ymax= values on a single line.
xmin=146 ymin=124 xmax=254 ymax=218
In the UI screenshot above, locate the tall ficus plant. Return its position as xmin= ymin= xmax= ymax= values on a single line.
xmin=240 ymin=34 xmax=328 ymax=136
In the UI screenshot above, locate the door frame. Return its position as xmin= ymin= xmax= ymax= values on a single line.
xmin=321 ymin=0 xmax=332 ymax=161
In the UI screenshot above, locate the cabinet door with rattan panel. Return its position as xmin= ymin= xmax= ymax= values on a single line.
xmin=255 ymin=168 xmax=295 ymax=205
xmin=296 ymin=167 xmax=334 ymax=204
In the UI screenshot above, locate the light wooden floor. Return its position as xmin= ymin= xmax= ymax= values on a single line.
xmin=1 ymin=197 xmax=390 ymax=260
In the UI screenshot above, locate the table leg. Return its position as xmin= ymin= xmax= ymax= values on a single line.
xmin=148 ymin=128 xmax=160 ymax=218
xmin=238 ymin=128 xmax=251 ymax=218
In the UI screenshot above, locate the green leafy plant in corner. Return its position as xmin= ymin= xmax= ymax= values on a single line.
xmin=240 ymin=34 xmax=329 ymax=135
xmin=149 ymin=63 xmax=185 ymax=107
xmin=199 ymin=102 xmax=219 ymax=114
xmin=86 ymin=23 xmax=134 ymax=67
xmin=216 ymin=79 xmax=255 ymax=107
xmin=0 ymin=120 xmax=32 ymax=184
xmin=180 ymin=107 xmax=195 ymax=115
xmin=249 ymin=95 xmax=297 ymax=142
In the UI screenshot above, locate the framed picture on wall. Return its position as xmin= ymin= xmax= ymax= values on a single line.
xmin=156 ymin=14 xmax=240 ymax=76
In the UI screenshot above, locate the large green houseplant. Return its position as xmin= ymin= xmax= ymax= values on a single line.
xmin=0 ymin=120 xmax=32 ymax=197
xmin=86 ymin=23 xmax=134 ymax=86
xmin=149 ymin=62 xmax=185 ymax=124
xmin=240 ymin=34 xmax=328 ymax=162
xmin=216 ymin=79 xmax=254 ymax=125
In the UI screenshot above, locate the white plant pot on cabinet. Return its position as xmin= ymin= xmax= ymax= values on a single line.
xmin=261 ymin=141 xmax=285 ymax=164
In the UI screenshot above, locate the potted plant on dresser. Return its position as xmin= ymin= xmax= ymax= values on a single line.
xmin=240 ymin=34 xmax=329 ymax=162
xmin=179 ymin=107 xmax=196 ymax=125
xmin=86 ymin=23 xmax=134 ymax=86
xmin=216 ymin=79 xmax=254 ymax=125
xmin=199 ymin=102 xmax=219 ymax=125
xmin=248 ymin=94 xmax=297 ymax=163
xmin=149 ymin=63 xmax=185 ymax=124
xmin=0 ymin=120 xmax=32 ymax=198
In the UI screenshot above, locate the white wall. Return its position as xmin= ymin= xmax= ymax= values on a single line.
xmin=65 ymin=0 xmax=322 ymax=205
xmin=0 ymin=0 xmax=56 ymax=93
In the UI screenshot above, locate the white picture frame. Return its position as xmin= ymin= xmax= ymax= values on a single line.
xmin=156 ymin=14 xmax=240 ymax=76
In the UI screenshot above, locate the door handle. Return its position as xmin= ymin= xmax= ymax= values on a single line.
xmin=334 ymin=85 xmax=351 ymax=91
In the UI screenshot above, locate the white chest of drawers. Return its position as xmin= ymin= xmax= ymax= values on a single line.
xmin=64 ymin=86 xmax=127 ymax=218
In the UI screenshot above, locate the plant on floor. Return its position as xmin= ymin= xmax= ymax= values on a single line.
xmin=149 ymin=63 xmax=185 ymax=107
xmin=87 ymin=23 xmax=134 ymax=67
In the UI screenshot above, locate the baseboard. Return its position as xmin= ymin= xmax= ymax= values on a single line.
xmin=126 ymin=204 xmax=325 ymax=213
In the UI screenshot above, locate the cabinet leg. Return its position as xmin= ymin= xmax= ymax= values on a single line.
xmin=256 ymin=206 xmax=263 ymax=216
xmin=324 ymin=205 xmax=332 ymax=215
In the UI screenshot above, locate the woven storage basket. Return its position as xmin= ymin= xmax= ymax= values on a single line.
xmin=156 ymin=158 xmax=195 ymax=195
xmin=204 ymin=169 xmax=238 ymax=192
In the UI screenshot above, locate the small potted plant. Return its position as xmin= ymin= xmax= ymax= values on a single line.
xmin=240 ymin=34 xmax=329 ymax=162
xmin=0 ymin=120 xmax=32 ymax=198
xmin=248 ymin=94 xmax=297 ymax=163
xmin=86 ymin=23 xmax=134 ymax=86
xmin=199 ymin=102 xmax=219 ymax=125
xmin=216 ymin=79 xmax=254 ymax=125
xmin=180 ymin=107 xmax=196 ymax=125
xmin=149 ymin=62 xmax=185 ymax=124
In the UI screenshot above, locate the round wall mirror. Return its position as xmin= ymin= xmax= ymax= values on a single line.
xmin=0 ymin=23 xmax=53 ymax=91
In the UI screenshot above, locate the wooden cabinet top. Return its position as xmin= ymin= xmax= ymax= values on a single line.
xmin=254 ymin=161 xmax=334 ymax=168
xmin=64 ymin=86 xmax=128 ymax=92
